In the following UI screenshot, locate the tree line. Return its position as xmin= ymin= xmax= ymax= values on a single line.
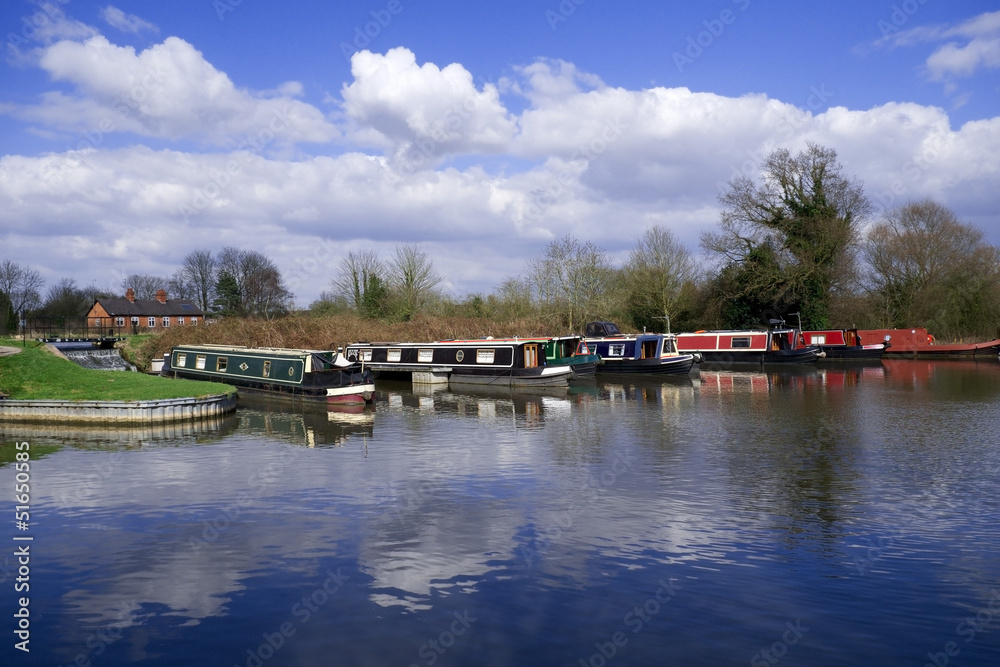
xmin=315 ymin=144 xmax=1000 ymax=341
xmin=0 ymin=247 xmax=293 ymax=331
xmin=3 ymin=143 xmax=999 ymax=340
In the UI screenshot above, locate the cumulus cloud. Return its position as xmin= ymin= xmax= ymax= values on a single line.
xmin=341 ymin=48 xmax=517 ymax=165
xmin=100 ymin=6 xmax=157 ymax=34
xmin=6 ymin=35 xmax=337 ymax=146
xmin=2 ymin=43 xmax=1000 ymax=306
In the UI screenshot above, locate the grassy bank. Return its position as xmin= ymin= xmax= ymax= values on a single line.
xmin=126 ymin=312 xmax=578 ymax=369
xmin=0 ymin=341 xmax=234 ymax=401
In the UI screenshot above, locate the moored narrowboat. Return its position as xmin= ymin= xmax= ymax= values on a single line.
xmin=344 ymin=339 xmax=574 ymax=387
xmin=675 ymin=327 xmax=823 ymax=365
xmin=856 ymin=328 xmax=1000 ymax=359
xmin=798 ymin=328 xmax=888 ymax=360
xmin=162 ymin=345 xmax=375 ymax=404
xmin=584 ymin=321 xmax=698 ymax=375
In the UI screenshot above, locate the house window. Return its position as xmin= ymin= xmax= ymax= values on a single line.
xmin=94 ymin=318 xmax=102 ymax=328
xmin=195 ymin=355 xmax=207 ymax=370
xmin=147 ymin=317 xmax=156 ymax=328
xmin=131 ymin=317 xmax=139 ymax=329
xmin=217 ymin=357 xmax=228 ymax=372
xmin=191 ymin=317 xmax=198 ymax=324
xmin=162 ymin=317 xmax=170 ymax=327
xmin=116 ymin=317 xmax=125 ymax=326
xmin=732 ymin=337 xmax=751 ymax=348
xmin=176 ymin=353 xmax=187 ymax=367
xmin=178 ymin=317 xmax=185 ymax=325
xmin=263 ymin=361 xmax=271 ymax=378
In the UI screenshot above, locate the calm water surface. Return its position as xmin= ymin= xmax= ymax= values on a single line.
xmin=3 ymin=359 xmax=1000 ymax=666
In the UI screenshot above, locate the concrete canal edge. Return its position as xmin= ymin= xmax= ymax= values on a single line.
xmin=0 ymin=393 xmax=237 ymax=424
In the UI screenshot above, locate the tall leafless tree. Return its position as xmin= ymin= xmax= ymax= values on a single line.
xmin=526 ymin=235 xmax=613 ymax=331
xmin=387 ymin=244 xmax=441 ymax=318
xmin=864 ymin=199 xmax=1000 ymax=338
xmin=180 ymin=250 xmax=216 ymax=311
xmin=0 ymin=259 xmax=44 ymax=317
xmin=623 ymin=226 xmax=696 ymax=332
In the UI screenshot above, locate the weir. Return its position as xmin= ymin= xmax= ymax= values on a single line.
xmin=52 ymin=342 xmax=137 ymax=372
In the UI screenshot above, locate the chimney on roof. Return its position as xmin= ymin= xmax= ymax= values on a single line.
xmin=126 ymin=288 xmax=135 ymax=303
xmin=156 ymin=289 xmax=167 ymax=304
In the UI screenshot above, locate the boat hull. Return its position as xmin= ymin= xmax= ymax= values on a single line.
xmin=696 ymin=348 xmax=822 ymax=365
xmin=596 ymin=355 xmax=696 ymax=375
xmin=447 ymin=365 xmax=574 ymax=388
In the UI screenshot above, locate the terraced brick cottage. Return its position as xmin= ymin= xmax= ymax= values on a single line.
xmin=86 ymin=288 xmax=204 ymax=334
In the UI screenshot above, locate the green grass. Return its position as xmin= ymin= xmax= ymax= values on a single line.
xmin=0 ymin=340 xmax=235 ymax=401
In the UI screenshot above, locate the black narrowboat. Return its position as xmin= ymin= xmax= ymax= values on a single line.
xmin=344 ymin=340 xmax=574 ymax=387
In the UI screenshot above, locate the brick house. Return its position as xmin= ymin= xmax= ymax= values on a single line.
xmin=86 ymin=288 xmax=204 ymax=334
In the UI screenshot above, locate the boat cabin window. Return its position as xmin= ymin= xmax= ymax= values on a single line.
xmin=217 ymin=357 xmax=228 ymax=372
xmin=195 ymin=355 xmax=206 ymax=370
xmin=663 ymin=338 xmax=675 ymax=354
xmin=359 ymin=349 xmax=372 ymax=362
xmin=387 ymin=348 xmax=402 ymax=363
xmin=477 ymin=349 xmax=495 ymax=364
xmin=809 ymin=334 xmax=826 ymax=345
xmin=263 ymin=361 xmax=271 ymax=378
xmin=418 ymin=349 xmax=434 ymax=363
xmin=609 ymin=344 xmax=625 ymax=357
xmin=176 ymin=353 xmax=187 ymax=367
xmin=524 ymin=344 xmax=539 ymax=368
xmin=731 ymin=337 xmax=751 ymax=348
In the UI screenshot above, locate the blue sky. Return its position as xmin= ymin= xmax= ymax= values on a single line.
xmin=2 ymin=0 xmax=999 ymax=306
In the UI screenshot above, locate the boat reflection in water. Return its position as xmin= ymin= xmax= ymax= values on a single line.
xmin=236 ymin=394 xmax=375 ymax=449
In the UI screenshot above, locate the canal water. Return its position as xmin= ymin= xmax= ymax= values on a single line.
xmin=3 ymin=359 xmax=1000 ymax=666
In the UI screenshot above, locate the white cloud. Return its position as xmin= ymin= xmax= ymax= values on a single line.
xmin=865 ymin=10 xmax=1000 ymax=82
xmin=100 ymin=6 xmax=157 ymax=35
xmin=8 ymin=35 xmax=337 ymax=146
xmin=2 ymin=46 xmax=1000 ymax=307
xmin=341 ymin=48 xmax=517 ymax=165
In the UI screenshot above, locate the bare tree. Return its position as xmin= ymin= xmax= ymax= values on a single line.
xmin=180 ymin=250 xmax=215 ymax=311
xmin=121 ymin=274 xmax=168 ymax=300
xmin=526 ymin=235 xmax=613 ymax=331
xmin=387 ymin=244 xmax=441 ymax=319
xmin=864 ymin=200 xmax=1000 ymax=338
xmin=331 ymin=249 xmax=388 ymax=317
xmin=623 ymin=226 xmax=696 ymax=332
xmin=216 ymin=247 xmax=293 ymax=318
xmin=0 ymin=259 xmax=44 ymax=318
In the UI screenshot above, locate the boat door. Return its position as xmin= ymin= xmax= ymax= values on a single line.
xmin=524 ymin=344 xmax=540 ymax=368
xmin=640 ymin=338 xmax=659 ymax=359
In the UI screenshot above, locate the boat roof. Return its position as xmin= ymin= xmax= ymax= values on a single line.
xmin=172 ymin=344 xmax=337 ymax=356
